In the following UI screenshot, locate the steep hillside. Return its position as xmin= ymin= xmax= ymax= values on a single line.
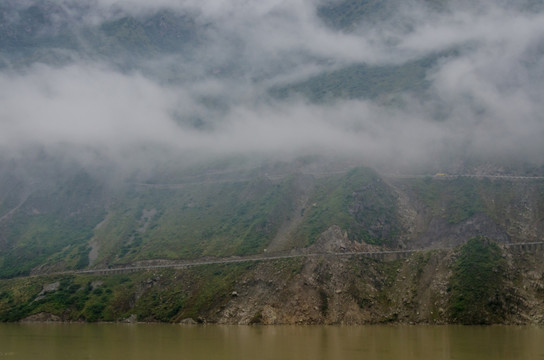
xmin=1 ymin=155 xmax=544 ymax=281
xmin=0 ymin=159 xmax=403 ymax=277
xmin=1 ymin=238 xmax=543 ymax=325
xmin=393 ymin=176 xmax=544 ymax=248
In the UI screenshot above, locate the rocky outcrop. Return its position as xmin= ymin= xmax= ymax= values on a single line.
xmin=21 ymin=312 xmax=62 ymax=322
xmin=418 ymin=213 xmax=510 ymax=249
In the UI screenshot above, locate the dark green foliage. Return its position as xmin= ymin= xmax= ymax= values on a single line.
xmin=75 ymin=246 xmax=91 ymax=270
xmin=249 ymin=310 xmax=263 ymax=325
xmin=0 ymin=261 xmax=261 ymax=323
xmin=348 ymin=282 xmax=373 ymax=310
xmin=173 ymin=263 xmax=252 ymax=321
xmin=110 ymin=263 xmax=252 ymax=322
xmin=295 ymin=167 xmax=400 ymax=246
xmin=96 ymin=176 xmax=298 ymax=264
xmin=1 ymin=160 xmax=402 ymax=276
xmin=0 ymin=171 xmax=105 ymax=278
xmin=0 ymin=274 xmax=127 ymax=322
xmin=346 ymin=257 xmax=403 ymax=313
xmin=84 ymin=303 xmax=106 ymax=322
xmin=448 ymin=237 xmax=507 ymax=324
xmin=319 ymin=288 xmax=329 ymax=316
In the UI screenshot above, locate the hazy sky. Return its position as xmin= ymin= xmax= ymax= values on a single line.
xmin=1 ymin=0 xmax=543 ymax=172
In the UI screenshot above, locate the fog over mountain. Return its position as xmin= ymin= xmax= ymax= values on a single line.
xmin=1 ymin=0 xmax=543 ymax=173
xmin=4 ymin=2 xmax=544 ymax=323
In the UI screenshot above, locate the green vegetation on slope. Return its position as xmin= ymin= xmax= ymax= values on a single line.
xmin=0 ymin=259 xmax=307 ymax=323
xmin=0 ymin=245 xmax=539 ymax=325
xmin=0 ymin=161 xmax=406 ymax=277
xmin=92 ymin=166 xmax=402 ymax=267
xmin=4 ymin=159 xmax=543 ymax=279
xmin=295 ymin=167 xmax=400 ymax=246
xmin=448 ymin=237 xmax=509 ymax=324
xmin=94 ymin=176 xmax=299 ymax=265
xmin=0 ymin=172 xmax=106 ymax=278
xmin=407 ymin=176 xmax=544 ymax=234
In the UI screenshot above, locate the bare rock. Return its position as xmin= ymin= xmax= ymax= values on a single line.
xmin=21 ymin=312 xmax=61 ymax=322
xmin=180 ymin=318 xmax=198 ymax=325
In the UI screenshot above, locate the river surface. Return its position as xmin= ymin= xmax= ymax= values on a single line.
xmin=0 ymin=323 xmax=543 ymax=360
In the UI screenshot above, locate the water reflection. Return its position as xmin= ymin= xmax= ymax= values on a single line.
xmin=0 ymin=324 xmax=543 ymax=360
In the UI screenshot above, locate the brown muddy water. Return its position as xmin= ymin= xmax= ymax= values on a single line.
xmin=0 ymin=324 xmax=543 ymax=359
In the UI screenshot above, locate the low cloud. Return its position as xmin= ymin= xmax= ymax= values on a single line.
xmin=1 ymin=0 xmax=543 ymax=173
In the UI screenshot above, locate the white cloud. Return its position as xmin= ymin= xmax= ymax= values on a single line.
xmin=2 ymin=0 xmax=544 ymax=171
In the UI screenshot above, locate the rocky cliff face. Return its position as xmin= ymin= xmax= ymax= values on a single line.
xmin=389 ymin=177 xmax=544 ymax=249
xmin=211 ymin=234 xmax=533 ymax=325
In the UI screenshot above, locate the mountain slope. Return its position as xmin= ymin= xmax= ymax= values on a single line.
xmin=0 ymin=238 xmax=541 ymax=325
xmin=1 ymin=156 xmax=543 ymax=279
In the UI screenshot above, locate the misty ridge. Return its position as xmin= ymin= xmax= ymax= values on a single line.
xmin=1 ymin=0 xmax=544 ymax=178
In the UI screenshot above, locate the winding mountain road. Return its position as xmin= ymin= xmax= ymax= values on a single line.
xmin=130 ymin=173 xmax=544 ymax=190
xmin=36 ymin=241 xmax=544 ymax=278
xmin=14 ymin=171 xmax=544 ymax=278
